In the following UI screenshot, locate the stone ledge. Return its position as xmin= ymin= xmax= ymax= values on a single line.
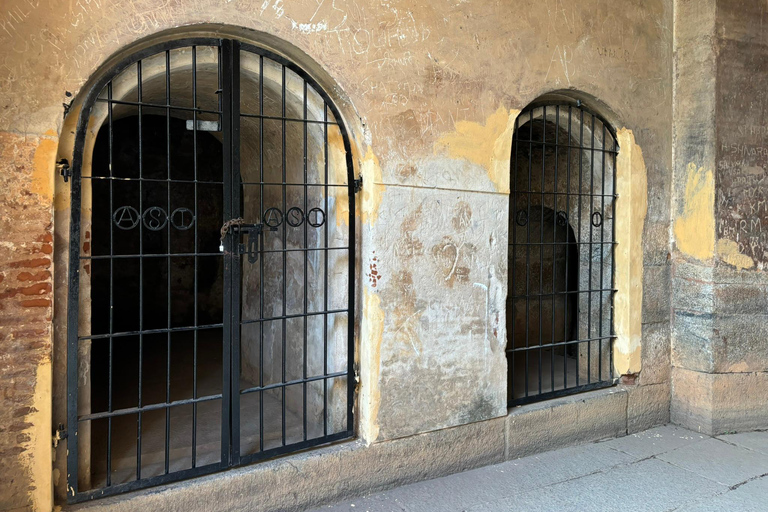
xmin=506 ymin=386 xmax=629 ymax=459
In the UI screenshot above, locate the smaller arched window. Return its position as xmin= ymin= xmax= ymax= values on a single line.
xmin=507 ymin=101 xmax=618 ymax=406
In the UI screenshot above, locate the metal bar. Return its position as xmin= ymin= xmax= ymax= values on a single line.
xmin=538 ymin=106 xmax=545 ymax=396
xmin=564 ymin=105 xmax=571 ymax=390
xmin=281 ymin=63 xmax=288 ymax=447
xmin=137 ymin=58 xmax=144 ymax=481
xmin=165 ymin=48 xmax=172 ymax=476
xmin=191 ymin=43 xmax=199 ymax=470
xmin=552 ymin=105 xmax=558 ymax=394
xmin=323 ymin=103 xmax=329 ymax=435
xmin=576 ymin=108 xmax=583 ymax=387
xmin=509 ymin=139 xmax=617 ymax=153
xmin=508 ymin=288 xmax=617 ymax=299
xmin=587 ymin=112 xmax=595 ymax=384
xmin=81 ymin=175 xmax=224 ymax=185
xmin=107 ymin=79 xmax=114 ymax=487
xmin=509 ymin=113 xmax=519 ymax=404
xmin=258 ymin=53 xmax=265 ymax=454
xmin=230 ymin=40 xmax=242 ymax=464
xmin=610 ymin=147 xmax=617 ymax=380
xmin=505 ymin=335 xmax=616 ymax=353
xmin=510 ymin=380 xmax=615 ymax=407
xmin=80 ymin=394 xmax=224 ymax=422
xmin=240 ymin=371 xmax=348 ymax=396
xmin=81 ymin=246 xmax=349 ymax=260
xmin=79 ymin=323 xmax=225 ymax=341
xmin=220 ymin=39 xmax=233 ymax=466
xmin=95 ymin=97 xmax=221 ymax=115
xmin=525 ymin=110 xmax=532 ymax=398
xmin=599 ymin=122 xmax=606 ymax=382
xmin=240 ymin=111 xmax=339 ymax=125
xmin=302 ymin=79 xmax=309 ymax=442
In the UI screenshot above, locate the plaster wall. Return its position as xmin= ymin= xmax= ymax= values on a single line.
xmin=0 ymin=0 xmax=672 ymax=510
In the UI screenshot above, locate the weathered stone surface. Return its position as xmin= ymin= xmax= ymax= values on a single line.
xmin=626 ymin=382 xmax=670 ymax=434
xmin=640 ymin=321 xmax=671 ymax=385
xmin=672 ymin=367 xmax=768 ymax=435
xmin=672 ymin=310 xmax=715 ymax=373
xmin=642 ymin=264 xmax=671 ymax=324
xmin=505 ymin=388 xmax=628 ymax=459
xmin=75 ymin=417 xmax=506 ymax=512
xmin=601 ymin=424 xmax=708 ymax=459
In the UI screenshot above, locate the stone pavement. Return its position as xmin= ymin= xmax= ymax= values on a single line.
xmin=308 ymin=426 xmax=768 ymax=512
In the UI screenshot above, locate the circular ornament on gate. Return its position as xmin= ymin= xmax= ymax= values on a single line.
xmin=516 ymin=210 xmax=528 ymax=227
xmin=307 ymin=207 xmax=326 ymax=228
xmin=113 ymin=206 xmax=141 ymax=230
xmin=286 ymin=207 xmax=305 ymax=227
xmin=263 ymin=207 xmax=283 ymax=228
xmin=171 ymin=208 xmax=196 ymax=230
xmin=591 ymin=211 xmax=603 ymax=228
xmin=556 ymin=211 xmax=568 ymax=227
xmin=143 ymin=206 xmax=168 ymax=231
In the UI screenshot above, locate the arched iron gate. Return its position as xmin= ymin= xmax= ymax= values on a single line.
xmin=507 ymin=103 xmax=618 ymax=406
xmin=66 ymin=38 xmax=356 ymax=502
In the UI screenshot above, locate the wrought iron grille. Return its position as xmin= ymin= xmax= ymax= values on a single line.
xmin=66 ymin=38 xmax=355 ymax=502
xmin=507 ymin=104 xmax=618 ymax=406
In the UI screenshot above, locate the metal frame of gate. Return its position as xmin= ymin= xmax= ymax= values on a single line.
xmin=507 ymin=103 xmax=618 ymax=406
xmin=66 ymin=38 xmax=356 ymax=502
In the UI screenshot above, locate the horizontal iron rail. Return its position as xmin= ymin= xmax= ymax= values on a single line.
xmin=96 ymin=97 xmax=222 ymax=115
xmin=505 ymin=335 xmax=616 ymax=353
xmin=79 ymin=392 xmax=223 ymax=421
xmin=240 ymin=111 xmax=338 ymax=125
xmin=239 ymin=370 xmax=347 ymax=395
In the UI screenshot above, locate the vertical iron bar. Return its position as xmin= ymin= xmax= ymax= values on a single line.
xmin=136 ymin=59 xmax=144 ymax=481
xmin=539 ymin=106 xmax=545 ymax=396
xmin=281 ymin=64 xmax=287 ymax=447
xmin=164 ymin=49 xmax=171 ymax=476
xmin=510 ymin=114 xmax=519 ymax=403
xmin=220 ymin=40 xmax=233 ymax=466
xmin=599 ymin=123 xmax=606 ymax=382
xmin=191 ymin=45 xmax=199 ymax=468
xmin=258 ymin=54 xmax=265 ymax=454
xmin=587 ymin=113 xmax=595 ymax=384
xmin=610 ymin=146 xmax=617 ymax=380
xmin=564 ymin=106 xmax=572 ymax=389
xmin=551 ymin=106 xmax=558 ymax=393
xmin=525 ymin=110 xmax=533 ymax=398
xmin=230 ymin=41 xmax=242 ymax=464
xmin=323 ymin=103 xmax=329 ymax=435
xmin=302 ymin=80 xmax=309 ymax=442
xmin=576 ymin=108 xmax=583 ymax=387
xmin=107 ymin=80 xmax=114 ymax=487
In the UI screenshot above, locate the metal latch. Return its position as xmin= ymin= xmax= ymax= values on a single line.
xmin=353 ymin=175 xmax=363 ymax=193
xmin=234 ymin=223 xmax=277 ymax=264
xmin=57 ymin=159 xmax=71 ymax=182
xmin=53 ymin=423 xmax=68 ymax=448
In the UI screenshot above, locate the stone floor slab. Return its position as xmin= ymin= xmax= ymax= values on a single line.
xmin=600 ymin=425 xmax=708 ymax=458
xmin=657 ymin=437 xmax=768 ymax=486
xmin=716 ymin=430 xmax=768 ymax=455
xmin=673 ymin=475 xmax=768 ymax=512
xmin=466 ymin=458 xmax=726 ymax=512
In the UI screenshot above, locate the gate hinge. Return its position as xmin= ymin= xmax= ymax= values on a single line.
xmin=62 ymin=91 xmax=73 ymax=119
xmin=53 ymin=423 xmax=68 ymax=448
xmin=57 ymin=159 xmax=71 ymax=183
xmin=353 ymin=175 xmax=363 ymax=193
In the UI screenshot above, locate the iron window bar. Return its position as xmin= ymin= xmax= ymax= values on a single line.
xmin=508 ymin=103 xmax=618 ymax=407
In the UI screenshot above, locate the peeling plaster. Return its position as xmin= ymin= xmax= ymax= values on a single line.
xmin=717 ymin=238 xmax=754 ymax=270
xmin=31 ymin=138 xmax=57 ymax=201
xmin=674 ymin=162 xmax=715 ymax=261
xmin=26 ymin=360 xmax=53 ymax=512
xmin=434 ymin=107 xmax=520 ymax=194
xmin=613 ymin=129 xmax=647 ymax=377
xmin=359 ymin=287 xmax=384 ymax=443
xmin=360 ymin=146 xmax=385 ymax=226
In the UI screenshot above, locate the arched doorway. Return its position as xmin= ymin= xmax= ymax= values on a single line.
xmin=66 ymin=38 xmax=355 ymax=501
xmin=507 ymin=102 xmax=617 ymax=405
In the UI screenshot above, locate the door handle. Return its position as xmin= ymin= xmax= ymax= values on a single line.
xmin=233 ymin=223 xmax=277 ymax=264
